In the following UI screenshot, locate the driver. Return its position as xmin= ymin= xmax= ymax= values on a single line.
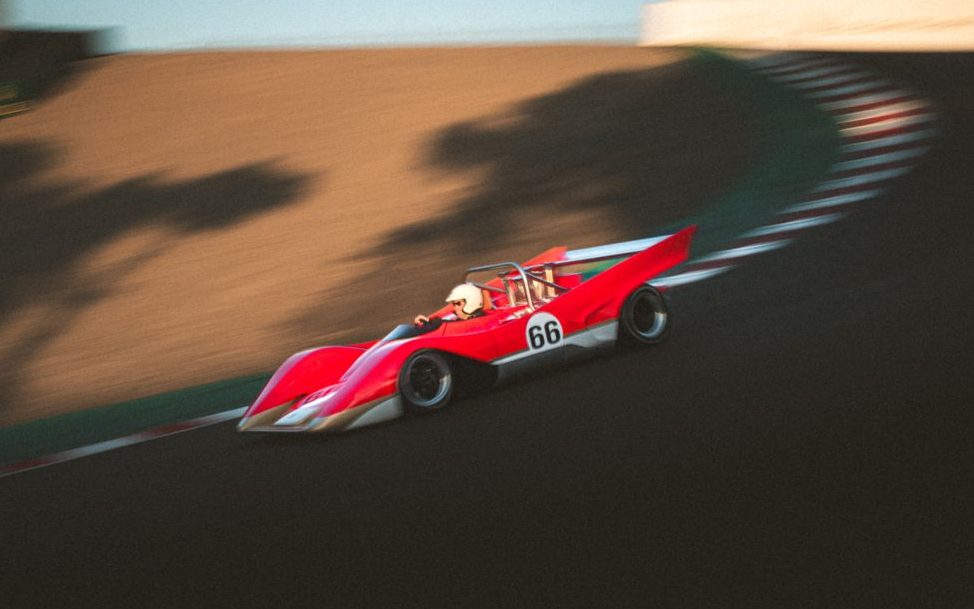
xmin=414 ymin=283 xmax=485 ymax=328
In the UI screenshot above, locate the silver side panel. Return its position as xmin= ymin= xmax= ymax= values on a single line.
xmin=493 ymin=321 xmax=618 ymax=366
xmin=307 ymin=395 xmax=405 ymax=433
xmin=562 ymin=320 xmax=619 ymax=348
xmin=493 ymin=321 xmax=618 ymax=383
xmin=345 ymin=397 xmax=404 ymax=431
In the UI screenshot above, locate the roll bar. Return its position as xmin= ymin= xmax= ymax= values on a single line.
xmin=463 ymin=262 xmax=568 ymax=310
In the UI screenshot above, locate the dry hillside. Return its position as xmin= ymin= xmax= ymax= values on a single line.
xmin=0 ymin=46 xmax=758 ymax=425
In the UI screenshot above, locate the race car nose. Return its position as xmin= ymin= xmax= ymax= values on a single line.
xmin=271 ymin=391 xmax=337 ymax=427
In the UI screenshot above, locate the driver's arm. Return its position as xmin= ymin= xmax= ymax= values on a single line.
xmin=413 ymin=315 xmax=444 ymax=331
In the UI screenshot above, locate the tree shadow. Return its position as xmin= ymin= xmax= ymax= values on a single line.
xmin=0 ymin=29 xmax=102 ymax=109
xmin=0 ymin=140 xmax=312 ymax=419
xmin=291 ymin=55 xmax=760 ymax=344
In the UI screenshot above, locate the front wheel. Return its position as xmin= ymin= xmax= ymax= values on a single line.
xmin=399 ymin=351 xmax=454 ymax=414
xmin=619 ymin=285 xmax=670 ymax=346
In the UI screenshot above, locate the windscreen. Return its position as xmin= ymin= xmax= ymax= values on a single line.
xmin=381 ymin=324 xmax=424 ymax=342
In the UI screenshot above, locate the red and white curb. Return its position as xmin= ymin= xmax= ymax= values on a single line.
xmin=0 ymin=407 xmax=247 ymax=479
xmin=655 ymin=52 xmax=937 ymax=289
xmin=2 ymin=53 xmax=937 ymax=479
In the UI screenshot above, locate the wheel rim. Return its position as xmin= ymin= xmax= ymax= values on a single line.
xmin=403 ymin=356 xmax=451 ymax=408
xmin=632 ymin=292 xmax=667 ymax=339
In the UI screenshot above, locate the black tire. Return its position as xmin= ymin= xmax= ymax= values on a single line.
xmin=619 ymin=285 xmax=670 ymax=346
xmin=399 ymin=351 xmax=454 ymax=413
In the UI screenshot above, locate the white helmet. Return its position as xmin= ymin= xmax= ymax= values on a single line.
xmin=445 ymin=283 xmax=483 ymax=315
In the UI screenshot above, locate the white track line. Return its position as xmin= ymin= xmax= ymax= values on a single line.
xmin=841 ymin=129 xmax=938 ymax=153
xmin=741 ymin=213 xmax=844 ymax=238
xmin=784 ymin=189 xmax=884 ymax=213
xmin=841 ymin=113 xmax=937 ymax=137
xmin=812 ymin=166 xmax=913 ymax=192
xmin=837 ymin=100 xmax=930 ymax=124
xmin=694 ymin=240 xmax=793 ymax=264
xmin=819 ymin=90 xmax=915 ymax=111
xmin=0 ymin=407 xmax=247 ymax=479
xmin=756 ymin=57 xmax=835 ymax=73
xmin=790 ymin=71 xmax=876 ymax=90
xmin=808 ymin=80 xmax=895 ymax=99
xmin=832 ymin=147 xmax=929 ymax=172
xmin=771 ymin=64 xmax=860 ymax=83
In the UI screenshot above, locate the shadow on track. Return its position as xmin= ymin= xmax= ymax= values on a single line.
xmin=0 ymin=140 xmax=311 ymax=422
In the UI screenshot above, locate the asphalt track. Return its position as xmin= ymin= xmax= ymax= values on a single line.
xmin=2 ymin=52 xmax=973 ymax=608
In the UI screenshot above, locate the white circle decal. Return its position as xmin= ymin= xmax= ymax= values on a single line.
xmin=525 ymin=312 xmax=564 ymax=352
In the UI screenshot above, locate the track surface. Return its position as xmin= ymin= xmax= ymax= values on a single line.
xmin=2 ymin=53 xmax=973 ymax=608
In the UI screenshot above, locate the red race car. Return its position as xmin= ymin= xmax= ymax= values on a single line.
xmin=238 ymin=225 xmax=696 ymax=433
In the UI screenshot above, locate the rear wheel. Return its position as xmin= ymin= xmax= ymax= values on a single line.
xmin=400 ymin=351 xmax=454 ymax=413
xmin=619 ymin=285 xmax=670 ymax=346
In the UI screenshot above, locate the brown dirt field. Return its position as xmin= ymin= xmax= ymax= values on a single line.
xmin=0 ymin=46 xmax=758 ymax=426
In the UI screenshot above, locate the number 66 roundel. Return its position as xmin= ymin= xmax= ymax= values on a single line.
xmin=525 ymin=312 xmax=564 ymax=352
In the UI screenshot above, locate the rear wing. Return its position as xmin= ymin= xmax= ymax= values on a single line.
xmin=460 ymin=228 xmax=695 ymax=311
xmin=562 ymin=235 xmax=674 ymax=265
xmin=562 ymin=225 xmax=697 ymax=309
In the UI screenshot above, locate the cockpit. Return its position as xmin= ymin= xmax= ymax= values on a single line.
xmin=463 ymin=260 xmax=579 ymax=312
